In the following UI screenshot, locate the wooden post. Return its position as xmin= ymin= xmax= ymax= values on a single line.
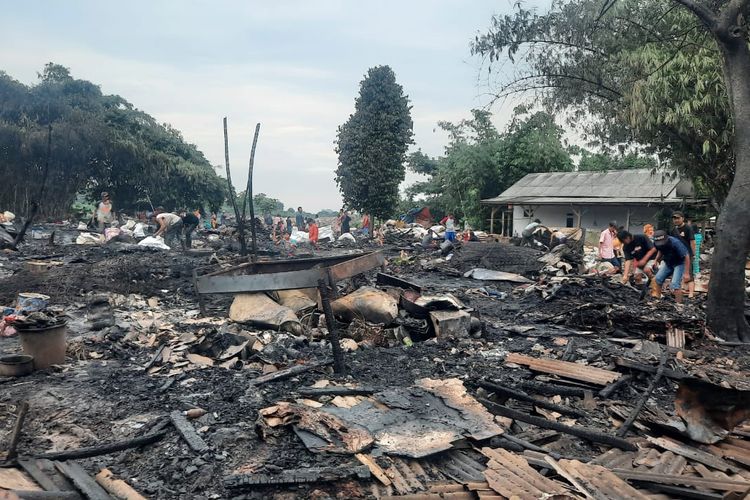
xmin=318 ymin=278 xmax=346 ymax=374
xmin=243 ymin=123 xmax=261 ymax=262
xmin=573 ymin=207 xmax=582 ymax=228
xmin=490 ymin=206 xmax=497 ymax=234
xmin=223 ymin=117 xmax=248 ymax=256
xmin=625 ymin=207 xmax=632 ymax=231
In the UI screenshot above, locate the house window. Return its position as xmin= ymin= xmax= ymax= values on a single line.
xmin=523 ymin=208 xmax=534 ymax=218
xmin=566 ymin=213 xmax=574 ymax=228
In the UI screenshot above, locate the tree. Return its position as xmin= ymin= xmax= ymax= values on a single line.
xmin=0 ymin=64 xmax=226 ymax=217
xmin=577 ymin=151 xmax=658 ymax=171
xmin=472 ymin=0 xmax=750 ymax=340
xmin=335 ymin=65 xmax=413 ymax=220
xmin=408 ymin=108 xmax=573 ymax=228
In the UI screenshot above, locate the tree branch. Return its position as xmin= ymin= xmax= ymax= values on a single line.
xmin=671 ymin=0 xmax=717 ymax=27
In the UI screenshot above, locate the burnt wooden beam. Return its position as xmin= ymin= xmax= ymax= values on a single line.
xmin=376 ymin=273 xmax=421 ymax=292
xmin=170 ymin=411 xmax=209 ymax=453
xmin=5 ymin=400 xmax=29 ymax=462
xmin=35 ymin=430 xmax=167 ymax=461
xmin=53 ymin=461 xmax=112 ymax=500
xmin=473 ymin=380 xmax=587 ymax=418
xmin=248 ymin=359 xmax=333 ymax=386
xmin=224 ymin=465 xmax=371 ymax=489
xmin=519 ymin=381 xmax=586 ymax=398
xmin=478 ymin=398 xmax=637 ymax=451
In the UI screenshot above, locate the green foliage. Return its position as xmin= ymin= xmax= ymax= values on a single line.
xmin=0 ymin=64 xmax=226 ymax=217
xmin=471 ymin=0 xmax=732 ymax=204
xmin=409 ymin=108 xmax=573 ymax=228
xmin=577 ymin=151 xmax=657 ymax=171
xmin=235 ymin=192 xmax=285 ymax=215
xmin=335 ymin=65 xmax=413 ymax=219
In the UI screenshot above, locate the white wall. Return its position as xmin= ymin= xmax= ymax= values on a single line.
xmin=511 ymin=204 xmax=663 ymax=236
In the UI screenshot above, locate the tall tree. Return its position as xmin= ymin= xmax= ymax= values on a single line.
xmin=472 ymin=0 xmax=750 ymax=341
xmin=335 ymin=66 xmax=413 ymax=219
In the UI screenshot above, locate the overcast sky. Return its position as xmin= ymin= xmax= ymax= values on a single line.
xmin=1 ymin=0 xmax=542 ymax=212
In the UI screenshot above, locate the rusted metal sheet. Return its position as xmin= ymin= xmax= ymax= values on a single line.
xmin=195 ymin=251 xmax=384 ymax=294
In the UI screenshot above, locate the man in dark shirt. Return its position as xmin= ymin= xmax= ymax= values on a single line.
xmin=341 ymin=211 xmax=351 ymax=234
xmin=618 ymin=230 xmax=657 ymax=284
xmin=671 ymin=211 xmax=696 ymax=297
xmin=295 ymin=207 xmax=305 ymax=231
xmin=652 ymin=230 xmax=691 ymax=303
xmin=180 ymin=210 xmax=200 ymax=249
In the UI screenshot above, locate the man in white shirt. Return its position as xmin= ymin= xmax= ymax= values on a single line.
xmin=154 ymin=211 xmax=183 ymax=249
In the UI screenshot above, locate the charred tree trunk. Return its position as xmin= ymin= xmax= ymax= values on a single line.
xmin=679 ymin=0 xmax=750 ymax=341
xmin=223 ymin=117 xmax=248 ymax=256
xmin=243 ymin=123 xmax=260 ymax=261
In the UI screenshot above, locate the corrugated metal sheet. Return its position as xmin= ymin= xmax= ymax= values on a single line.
xmin=483 ymin=169 xmax=684 ymax=204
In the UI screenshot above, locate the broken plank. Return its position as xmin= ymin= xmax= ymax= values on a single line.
xmin=17 ymin=459 xmax=60 ymax=492
xmin=169 ymin=411 xmax=209 ymax=453
xmin=479 ymin=398 xmax=637 ymax=451
xmin=646 ymin=436 xmax=741 ymax=473
xmin=506 ymin=353 xmax=620 ymax=385
xmin=248 ymin=359 xmax=332 ymax=386
xmin=614 ymin=357 xmax=687 ymax=380
xmin=6 ymin=400 xmax=29 ymax=461
xmin=35 ymin=431 xmax=167 ymax=461
xmin=6 ymin=492 xmax=79 ymax=500
xmin=355 ymin=453 xmax=391 ymax=486
xmin=142 ymin=345 xmax=166 ymax=372
xmin=556 ymin=459 xmax=652 ymax=500
xmin=53 ymin=461 xmax=112 ymax=500
xmin=224 ymin=466 xmax=370 ymax=489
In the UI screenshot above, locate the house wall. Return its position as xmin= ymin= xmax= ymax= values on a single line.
xmin=511 ymin=204 xmax=664 ymax=236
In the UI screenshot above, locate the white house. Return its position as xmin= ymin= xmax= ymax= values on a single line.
xmin=481 ymin=169 xmax=701 ymax=235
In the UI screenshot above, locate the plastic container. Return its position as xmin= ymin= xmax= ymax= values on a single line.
xmin=17 ymin=322 xmax=67 ymax=369
xmin=0 ymin=354 xmax=34 ymax=377
xmin=16 ymin=293 xmax=50 ymax=313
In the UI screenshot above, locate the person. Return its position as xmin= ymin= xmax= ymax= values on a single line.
xmin=181 ymin=210 xmax=199 ymax=249
xmin=154 ymin=211 xmax=183 ymax=249
xmin=643 ymin=223 xmax=655 ymax=239
xmin=93 ymin=192 xmax=114 ymax=233
xmin=651 ymin=229 xmax=691 ymax=303
xmin=442 ymin=214 xmax=457 ymax=242
xmin=521 ymin=219 xmax=541 ymax=247
xmin=361 ymin=213 xmax=371 ymax=236
xmin=422 ymin=228 xmax=436 ymax=248
xmin=671 ymin=211 xmax=696 ymax=298
xmin=550 ymin=229 xmax=567 ymax=248
xmin=264 ymin=212 xmax=273 ymax=228
xmin=334 ymin=209 xmax=344 ymax=237
xmin=285 ymin=216 xmax=293 ymax=233
xmin=341 ymin=210 xmax=351 ymax=234
xmin=308 ymin=218 xmax=319 ymax=248
xmin=296 ymin=207 xmax=305 ymax=231
xmin=598 ymin=222 xmax=621 ymax=274
xmin=619 ymin=230 xmax=658 ymax=284
xmin=210 ymin=213 xmax=218 ymax=229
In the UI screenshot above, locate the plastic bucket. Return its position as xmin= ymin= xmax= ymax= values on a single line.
xmin=16 ymin=293 xmax=50 ymax=313
xmin=17 ymin=322 xmax=67 ymax=369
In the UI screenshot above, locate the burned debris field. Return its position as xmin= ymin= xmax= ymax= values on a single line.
xmin=1 ymin=228 xmax=749 ymax=500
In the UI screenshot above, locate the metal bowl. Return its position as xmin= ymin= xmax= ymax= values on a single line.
xmin=0 ymin=354 xmax=34 ymax=377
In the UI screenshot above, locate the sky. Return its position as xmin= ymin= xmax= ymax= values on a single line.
xmin=0 ymin=0 xmax=544 ymax=212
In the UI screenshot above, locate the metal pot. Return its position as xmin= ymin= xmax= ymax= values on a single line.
xmin=0 ymin=354 xmax=34 ymax=377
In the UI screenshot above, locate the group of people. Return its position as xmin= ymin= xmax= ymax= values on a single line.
xmin=599 ymin=211 xmax=698 ymax=303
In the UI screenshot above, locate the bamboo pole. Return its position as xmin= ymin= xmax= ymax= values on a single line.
xmin=223 ymin=117 xmax=248 ymax=256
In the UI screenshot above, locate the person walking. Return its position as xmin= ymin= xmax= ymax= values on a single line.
xmin=295 ymin=207 xmax=305 ymax=231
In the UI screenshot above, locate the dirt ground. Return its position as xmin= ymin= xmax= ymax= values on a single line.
xmin=1 ymin=230 xmax=749 ymax=500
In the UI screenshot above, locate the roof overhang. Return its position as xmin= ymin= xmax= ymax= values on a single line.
xmin=480 ymin=196 xmax=707 ymax=206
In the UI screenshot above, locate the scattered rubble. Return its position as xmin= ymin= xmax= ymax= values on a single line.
xmin=1 ymin=221 xmax=749 ymax=499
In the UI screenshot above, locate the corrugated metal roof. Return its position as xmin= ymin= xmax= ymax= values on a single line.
xmin=483 ymin=169 xmax=684 ymax=205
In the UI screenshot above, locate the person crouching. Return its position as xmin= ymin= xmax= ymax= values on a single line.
xmin=651 ymin=230 xmax=691 ymax=303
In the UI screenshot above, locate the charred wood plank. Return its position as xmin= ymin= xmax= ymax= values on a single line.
xmin=6 ymin=491 xmax=80 ymax=500
xmin=224 ymin=465 xmax=371 ymax=489
xmin=646 ymin=436 xmax=740 ymax=474
xmin=35 ymin=431 xmax=167 ymax=461
xmin=53 ymin=461 xmax=112 ymax=500
xmin=299 ymin=386 xmax=377 ymax=397
xmin=478 ymin=399 xmax=637 ymax=451
xmin=17 ymin=459 xmax=60 ymax=492
xmin=614 ymin=357 xmax=687 ymax=380
xmin=473 ymin=380 xmax=587 ymax=418
xmin=506 ymin=353 xmax=620 ymax=386
xmin=142 ymin=345 xmax=166 ymax=372
xmin=169 ymin=411 xmax=209 ymax=453
xmin=5 ymin=400 xmax=29 ymax=462
xmin=248 ymin=359 xmax=333 ymax=386
xmin=519 ymin=381 xmax=586 ymax=398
